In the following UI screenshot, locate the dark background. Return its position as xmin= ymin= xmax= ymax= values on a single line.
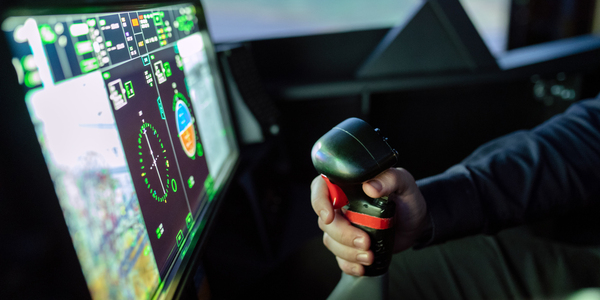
xmin=3 ymin=0 xmax=600 ymax=299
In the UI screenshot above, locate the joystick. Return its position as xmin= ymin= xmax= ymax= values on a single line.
xmin=312 ymin=117 xmax=398 ymax=299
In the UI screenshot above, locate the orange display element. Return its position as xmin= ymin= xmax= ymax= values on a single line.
xmin=132 ymin=18 xmax=139 ymax=26
xmin=175 ymin=99 xmax=197 ymax=158
xmin=180 ymin=126 xmax=196 ymax=157
xmin=139 ymin=15 xmax=144 ymax=20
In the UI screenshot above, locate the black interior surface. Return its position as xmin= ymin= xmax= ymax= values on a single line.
xmin=3 ymin=0 xmax=600 ymax=299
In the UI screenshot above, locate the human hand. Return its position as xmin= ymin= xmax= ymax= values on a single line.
xmin=311 ymin=167 xmax=428 ymax=276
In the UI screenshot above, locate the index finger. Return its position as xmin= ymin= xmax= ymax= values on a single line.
xmin=311 ymin=175 xmax=335 ymax=224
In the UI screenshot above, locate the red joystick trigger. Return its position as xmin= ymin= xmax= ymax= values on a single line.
xmin=321 ymin=174 xmax=349 ymax=209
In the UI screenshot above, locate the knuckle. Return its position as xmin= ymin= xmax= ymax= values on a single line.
xmin=339 ymin=230 xmax=351 ymax=246
xmin=311 ymin=175 xmax=321 ymax=189
xmin=338 ymin=259 xmax=362 ymax=276
xmin=339 ymin=228 xmax=356 ymax=247
xmin=317 ymin=219 xmax=325 ymax=231
xmin=397 ymin=168 xmax=414 ymax=183
xmin=322 ymin=233 xmax=330 ymax=249
xmin=337 ymin=257 xmax=350 ymax=269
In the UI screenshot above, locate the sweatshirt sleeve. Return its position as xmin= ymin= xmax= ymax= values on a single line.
xmin=416 ymin=98 xmax=600 ymax=246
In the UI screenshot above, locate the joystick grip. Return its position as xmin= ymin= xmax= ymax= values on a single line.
xmin=312 ymin=117 xmax=398 ymax=276
xmin=328 ymin=180 xmax=396 ymax=276
xmin=344 ymin=192 xmax=395 ymax=277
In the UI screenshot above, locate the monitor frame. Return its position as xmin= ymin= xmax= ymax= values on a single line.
xmin=0 ymin=1 xmax=239 ymax=298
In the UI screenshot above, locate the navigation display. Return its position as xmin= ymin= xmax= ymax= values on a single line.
xmin=2 ymin=3 xmax=237 ymax=298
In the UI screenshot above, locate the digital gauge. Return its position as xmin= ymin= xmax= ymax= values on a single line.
xmin=138 ymin=122 xmax=174 ymax=203
xmin=174 ymin=93 xmax=197 ymax=158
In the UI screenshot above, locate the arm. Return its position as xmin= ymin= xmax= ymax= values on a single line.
xmin=418 ymin=97 xmax=600 ymax=245
xmin=312 ymin=98 xmax=600 ymax=275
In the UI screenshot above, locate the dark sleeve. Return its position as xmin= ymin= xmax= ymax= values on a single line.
xmin=415 ymin=98 xmax=600 ymax=246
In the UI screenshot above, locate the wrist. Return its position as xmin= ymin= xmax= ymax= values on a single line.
xmin=413 ymin=212 xmax=434 ymax=249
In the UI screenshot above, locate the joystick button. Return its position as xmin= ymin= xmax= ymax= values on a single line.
xmin=321 ymin=174 xmax=349 ymax=209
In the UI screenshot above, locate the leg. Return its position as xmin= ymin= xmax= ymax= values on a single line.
xmin=388 ymin=225 xmax=600 ymax=299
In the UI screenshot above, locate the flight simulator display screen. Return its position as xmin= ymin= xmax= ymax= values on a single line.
xmin=2 ymin=3 xmax=236 ymax=298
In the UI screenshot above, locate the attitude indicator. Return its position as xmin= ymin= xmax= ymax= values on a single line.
xmin=138 ymin=122 xmax=173 ymax=203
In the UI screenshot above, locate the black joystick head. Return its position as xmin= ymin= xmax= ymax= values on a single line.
xmin=311 ymin=118 xmax=398 ymax=185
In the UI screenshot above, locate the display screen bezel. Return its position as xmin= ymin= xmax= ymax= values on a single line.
xmin=0 ymin=1 xmax=239 ymax=298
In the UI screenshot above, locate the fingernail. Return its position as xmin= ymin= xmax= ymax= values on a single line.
xmin=352 ymin=265 xmax=360 ymax=276
xmin=353 ymin=237 xmax=365 ymax=249
xmin=367 ymin=180 xmax=382 ymax=192
xmin=357 ymin=253 xmax=369 ymax=264
xmin=320 ymin=210 xmax=329 ymax=220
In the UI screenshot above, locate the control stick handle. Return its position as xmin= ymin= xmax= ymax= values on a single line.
xmin=312 ymin=117 xmax=398 ymax=277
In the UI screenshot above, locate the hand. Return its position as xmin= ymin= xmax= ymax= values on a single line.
xmin=311 ymin=167 xmax=428 ymax=276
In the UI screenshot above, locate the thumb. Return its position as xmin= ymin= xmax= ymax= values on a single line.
xmin=363 ymin=168 xmax=415 ymax=199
